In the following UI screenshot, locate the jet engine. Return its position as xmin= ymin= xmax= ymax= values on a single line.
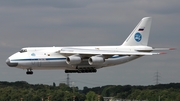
xmin=66 ymin=55 xmax=82 ymax=65
xmin=88 ymin=56 xmax=105 ymax=65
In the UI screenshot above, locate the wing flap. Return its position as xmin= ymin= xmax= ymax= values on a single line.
xmin=59 ymin=48 xmax=161 ymax=56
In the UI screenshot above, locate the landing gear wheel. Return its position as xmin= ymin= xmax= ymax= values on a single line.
xmin=64 ymin=68 xmax=97 ymax=73
xmin=26 ymin=69 xmax=33 ymax=75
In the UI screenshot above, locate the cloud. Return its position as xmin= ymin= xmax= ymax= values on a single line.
xmin=0 ymin=0 xmax=179 ymax=88
xmin=0 ymin=0 xmax=87 ymax=8
xmin=145 ymin=0 xmax=180 ymax=15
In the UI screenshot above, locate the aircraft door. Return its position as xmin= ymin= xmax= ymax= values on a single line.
xmin=37 ymin=59 xmax=41 ymax=67
xmin=30 ymin=53 xmax=41 ymax=67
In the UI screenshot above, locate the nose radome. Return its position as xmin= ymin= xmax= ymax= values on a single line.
xmin=6 ymin=58 xmax=18 ymax=67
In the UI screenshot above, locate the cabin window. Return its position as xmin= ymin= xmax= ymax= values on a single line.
xmin=19 ymin=49 xmax=27 ymax=53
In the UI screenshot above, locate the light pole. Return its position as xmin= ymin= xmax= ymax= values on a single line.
xmin=47 ymin=96 xmax=50 ymax=101
xmin=159 ymin=96 xmax=161 ymax=101
xmin=98 ymin=95 xmax=100 ymax=101
xmin=72 ymin=82 xmax=75 ymax=101
xmin=73 ymin=96 xmax=76 ymax=101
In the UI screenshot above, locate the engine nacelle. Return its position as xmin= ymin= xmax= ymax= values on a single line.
xmin=88 ymin=56 xmax=105 ymax=65
xmin=66 ymin=55 xmax=82 ymax=65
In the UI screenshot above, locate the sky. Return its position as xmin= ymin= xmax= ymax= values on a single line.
xmin=0 ymin=0 xmax=179 ymax=89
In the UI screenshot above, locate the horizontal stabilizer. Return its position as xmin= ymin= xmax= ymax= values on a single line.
xmin=136 ymin=47 xmax=175 ymax=51
xmin=152 ymin=48 xmax=175 ymax=50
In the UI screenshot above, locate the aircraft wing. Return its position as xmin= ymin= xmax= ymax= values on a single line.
xmin=59 ymin=48 xmax=163 ymax=56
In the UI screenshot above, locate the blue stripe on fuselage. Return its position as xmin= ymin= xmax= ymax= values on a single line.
xmin=11 ymin=58 xmax=66 ymax=61
xmin=11 ymin=56 xmax=126 ymax=62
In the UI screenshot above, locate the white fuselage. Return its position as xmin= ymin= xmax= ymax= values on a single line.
xmin=7 ymin=46 xmax=143 ymax=70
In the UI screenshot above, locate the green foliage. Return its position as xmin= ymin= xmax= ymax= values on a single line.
xmin=0 ymin=81 xmax=85 ymax=101
xmin=83 ymin=83 xmax=180 ymax=101
xmin=0 ymin=81 xmax=180 ymax=101
xmin=85 ymin=91 xmax=98 ymax=101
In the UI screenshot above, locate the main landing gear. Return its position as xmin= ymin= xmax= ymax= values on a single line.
xmin=26 ymin=69 xmax=33 ymax=75
xmin=65 ymin=67 xmax=97 ymax=73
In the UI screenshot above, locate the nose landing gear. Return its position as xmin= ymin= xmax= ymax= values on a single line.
xmin=26 ymin=69 xmax=33 ymax=75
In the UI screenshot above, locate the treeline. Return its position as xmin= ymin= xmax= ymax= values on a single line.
xmin=0 ymin=81 xmax=85 ymax=101
xmin=83 ymin=83 xmax=180 ymax=101
xmin=0 ymin=81 xmax=180 ymax=101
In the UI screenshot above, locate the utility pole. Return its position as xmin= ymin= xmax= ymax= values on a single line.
xmin=155 ymin=71 xmax=160 ymax=85
xmin=67 ymin=74 xmax=70 ymax=87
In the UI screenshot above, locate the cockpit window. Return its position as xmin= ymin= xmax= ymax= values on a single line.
xmin=19 ymin=49 xmax=27 ymax=53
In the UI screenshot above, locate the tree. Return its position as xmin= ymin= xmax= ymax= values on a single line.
xmin=53 ymin=82 xmax=56 ymax=87
xmin=58 ymin=83 xmax=72 ymax=91
xmin=86 ymin=91 xmax=98 ymax=101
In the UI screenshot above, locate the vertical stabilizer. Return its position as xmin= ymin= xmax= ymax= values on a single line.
xmin=122 ymin=17 xmax=152 ymax=46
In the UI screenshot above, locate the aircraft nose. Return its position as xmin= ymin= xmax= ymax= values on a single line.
xmin=6 ymin=58 xmax=18 ymax=67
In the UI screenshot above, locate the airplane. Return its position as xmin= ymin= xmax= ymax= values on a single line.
xmin=6 ymin=17 xmax=174 ymax=75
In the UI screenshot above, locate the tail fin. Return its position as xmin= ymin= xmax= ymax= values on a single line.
xmin=122 ymin=17 xmax=152 ymax=46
